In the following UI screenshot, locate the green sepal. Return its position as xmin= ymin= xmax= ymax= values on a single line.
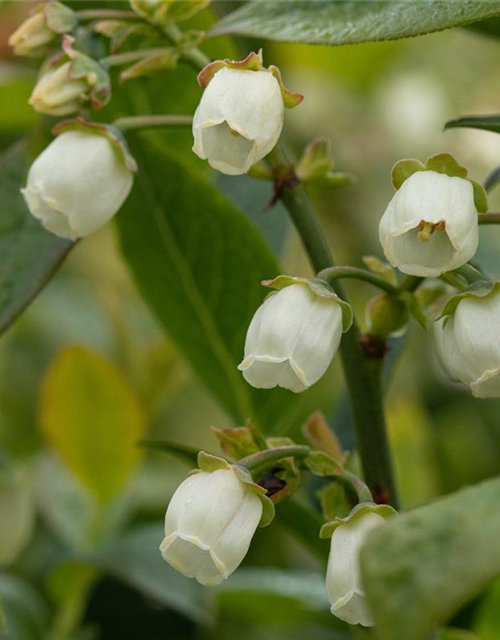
xmin=52 ymin=117 xmax=138 ymax=172
xmin=437 ymin=280 xmax=500 ymax=320
xmin=304 ymin=451 xmax=343 ymax=477
xmin=391 ymin=158 xmax=425 ymax=190
xmin=61 ymin=36 xmax=111 ymax=110
xmin=362 ymin=255 xmax=398 ymax=286
xmin=198 ymin=50 xmax=264 ymax=88
xmin=44 ymin=2 xmax=77 ymax=34
xmin=212 ymin=424 xmax=263 ymax=461
xmin=469 ymin=179 xmax=488 ymax=214
xmin=258 ymin=494 xmax=275 ymax=527
xmin=424 ymin=153 xmax=468 ymax=179
xmin=268 ymin=64 xmax=303 ymax=109
xmin=197 ymin=50 xmax=303 ymax=109
xmin=319 ymin=502 xmax=398 ymax=539
xmin=197 ymin=451 xmax=231 ymax=473
xmin=262 ymin=275 xmax=353 ymax=332
xmin=296 ymin=137 xmax=355 ymax=186
xmin=120 ymin=49 xmax=179 ymax=81
xmin=231 ymin=464 xmax=275 ymax=527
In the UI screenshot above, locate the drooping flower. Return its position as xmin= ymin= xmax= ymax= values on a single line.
xmin=321 ymin=504 xmax=397 ymax=627
xmin=8 ymin=2 xmax=76 ymax=58
xmin=434 ymin=284 xmax=500 ymax=398
xmin=193 ymin=51 xmax=302 ymax=175
xmin=238 ymin=277 xmax=352 ymax=393
xmin=22 ymin=125 xmax=136 ymax=240
xmin=379 ymin=170 xmax=478 ymax=277
xmin=160 ymin=466 xmax=265 ymax=586
xmin=28 ymin=36 xmax=110 ymax=116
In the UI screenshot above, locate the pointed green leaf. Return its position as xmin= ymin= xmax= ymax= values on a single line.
xmin=0 ymin=141 xmax=72 ymax=336
xmin=445 ymin=115 xmax=500 ymax=135
xmin=211 ymin=1 xmax=500 ymax=45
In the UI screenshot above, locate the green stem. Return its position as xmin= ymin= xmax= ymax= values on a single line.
xmin=399 ymin=275 xmax=424 ymax=292
xmin=266 ymin=145 xmax=399 ymax=508
xmin=318 ymin=266 xmax=400 ymax=296
xmin=148 ymin=25 xmax=399 ymax=507
xmin=101 ymin=48 xmax=172 ymax=68
xmin=239 ymin=445 xmax=310 ymax=474
xmin=77 ymin=9 xmax=139 ymax=20
xmin=114 ymin=114 xmax=193 ymax=132
xmin=478 ymin=213 xmax=500 ymax=224
xmin=157 ymin=22 xmax=210 ymax=72
xmin=339 ymin=469 xmax=374 ymax=504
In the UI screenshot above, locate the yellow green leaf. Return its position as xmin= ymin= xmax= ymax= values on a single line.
xmin=40 ymin=346 xmax=146 ymax=503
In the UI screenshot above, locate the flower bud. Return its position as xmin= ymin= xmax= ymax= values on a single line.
xmin=193 ymin=51 xmax=302 ymax=175
xmin=238 ymin=278 xmax=352 ymax=393
xmin=434 ymin=285 xmax=500 ymax=398
xmin=28 ymin=36 xmax=111 ymax=116
xmin=366 ymin=293 xmax=409 ymax=338
xmin=29 ymin=61 xmax=88 ymax=116
xmin=9 ymin=3 xmax=76 ymax=58
xmin=22 ymin=127 xmax=135 ymax=240
xmin=321 ymin=504 xmax=397 ymax=627
xmin=160 ymin=468 xmax=263 ymax=586
xmin=379 ymin=170 xmax=478 ymax=277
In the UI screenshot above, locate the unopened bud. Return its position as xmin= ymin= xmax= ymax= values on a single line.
xmin=366 ymin=293 xmax=409 ymax=338
xmin=9 ymin=2 xmax=76 ymax=58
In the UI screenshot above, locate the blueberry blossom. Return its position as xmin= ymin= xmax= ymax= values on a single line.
xmin=238 ymin=277 xmax=352 ymax=393
xmin=193 ymin=51 xmax=303 ymax=175
xmin=22 ymin=121 xmax=136 ymax=240
xmin=320 ymin=504 xmax=397 ymax=627
xmin=160 ymin=454 xmax=273 ymax=586
xmin=379 ymin=169 xmax=479 ymax=277
xmin=434 ymin=283 xmax=500 ymax=398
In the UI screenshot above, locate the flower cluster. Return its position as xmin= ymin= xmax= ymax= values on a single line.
xmin=161 ymin=443 xmax=396 ymax=627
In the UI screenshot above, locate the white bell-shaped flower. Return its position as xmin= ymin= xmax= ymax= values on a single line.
xmin=238 ymin=281 xmax=348 ymax=393
xmin=326 ymin=511 xmax=386 ymax=627
xmin=379 ymin=170 xmax=478 ymax=277
xmin=434 ymin=288 xmax=500 ymax=398
xmin=29 ymin=61 xmax=88 ymax=116
xmin=160 ymin=469 xmax=263 ymax=586
xmin=22 ymin=129 xmax=134 ymax=240
xmin=193 ymin=67 xmax=284 ymax=175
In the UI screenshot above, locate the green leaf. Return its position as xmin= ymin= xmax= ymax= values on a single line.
xmin=391 ymin=158 xmax=425 ymax=190
xmin=115 ymin=136 xmax=295 ymax=428
xmin=473 ymin=577 xmax=500 ymax=640
xmin=94 ymin=523 xmax=210 ymax=623
xmin=304 ymin=451 xmax=343 ymax=477
xmin=39 ymin=346 xmax=147 ymax=503
xmin=211 ymin=1 xmax=500 ymax=45
xmin=424 ymin=153 xmax=468 ymax=179
xmin=0 ymin=574 xmax=50 ymax=640
xmin=361 ymin=475 xmax=500 ymax=640
xmin=445 ymin=115 xmax=500 ymax=135
xmin=0 ymin=141 xmax=72 ymax=336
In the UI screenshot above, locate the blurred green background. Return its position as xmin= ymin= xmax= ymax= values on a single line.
xmin=2 ymin=2 xmax=500 ymax=639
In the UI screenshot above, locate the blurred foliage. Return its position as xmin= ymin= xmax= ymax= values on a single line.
xmin=1 ymin=1 xmax=500 ymax=639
